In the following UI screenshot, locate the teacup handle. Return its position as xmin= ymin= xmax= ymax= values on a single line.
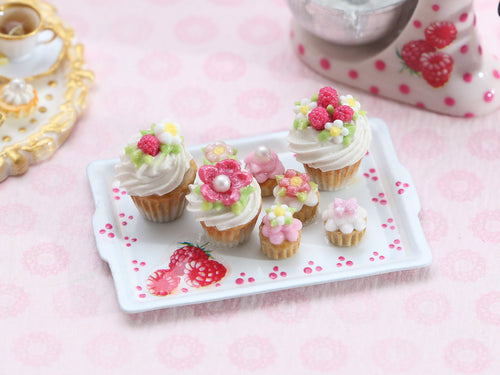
xmin=36 ymin=24 xmax=58 ymax=45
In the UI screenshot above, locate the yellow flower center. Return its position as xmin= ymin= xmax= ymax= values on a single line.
xmin=164 ymin=122 xmax=178 ymax=136
xmin=213 ymin=146 xmax=225 ymax=155
xmin=290 ymin=176 xmax=302 ymax=187
xmin=274 ymin=206 xmax=286 ymax=217
xmin=346 ymin=98 xmax=357 ymax=107
xmin=299 ymin=105 xmax=309 ymax=115
xmin=329 ymin=126 xmax=342 ymax=137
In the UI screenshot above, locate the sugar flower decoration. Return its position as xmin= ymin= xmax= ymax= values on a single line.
xmin=294 ymin=98 xmax=317 ymax=120
xmin=340 ymin=95 xmax=361 ymax=113
xmin=196 ymin=159 xmax=254 ymax=214
xmin=333 ymin=197 xmax=358 ymax=217
xmin=203 ymin=141 xmax=237 ymax=164
xmin=155 ymin=121 xmax=183 ymax=145
xmin=325 ymin=120 xmax=349 ymax=144
xmin=276 ymin=169 xmax=314 ymax=203
xmin=262 ymin=203 xmax=302 ymax=245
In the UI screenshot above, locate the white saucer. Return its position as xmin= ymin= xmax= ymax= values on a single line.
xmin=0 ymin=32 xmax=65 ymax=80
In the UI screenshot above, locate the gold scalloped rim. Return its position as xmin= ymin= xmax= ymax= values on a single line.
xmin=0 ymin=0 xmax=94 ymax=182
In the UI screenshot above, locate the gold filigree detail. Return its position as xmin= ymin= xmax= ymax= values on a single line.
xmin=0 ymin=0 xmax=94 ymax=181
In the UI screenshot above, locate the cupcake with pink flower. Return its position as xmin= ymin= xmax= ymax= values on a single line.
xmin=323 ymin=197 xmax=367 ymax=246
xmin=115 ymin=120 xmax=197 ymax=222
xmin=186 ymin=158 xmax=262 ymax=247
xmin=202 ymin=140 xmax=237 ymax=165
xmin=244 ymin=145 xmax=284 ymax=197
xmin=259 ymin=203 xmax=302 ymax=260
xmin=273 ymin=169 xmax=319 ymax=224
xmin=288 ymin=86 xmax=371 ymax=191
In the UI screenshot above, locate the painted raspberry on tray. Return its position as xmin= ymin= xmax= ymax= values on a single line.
xmin=146 ymin=269 xmax=181 ymax=296
xmin=169 ymin=242 xmax=211 ymax=276
xmin=184 ymin=258 xmax=227 ymax=288
xmin=293 ymin=86 xmax=364 ymax=145
xmin=397 ymin=20 xmax=456 ymax=88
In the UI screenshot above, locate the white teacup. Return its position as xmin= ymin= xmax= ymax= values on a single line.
xmin=0 ymin=2 xmax=57 ymax=62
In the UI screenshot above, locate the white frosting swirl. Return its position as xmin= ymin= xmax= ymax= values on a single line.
xmin=2 ymin=78 xmax=35 ymax=105
xmin=186 ymin=178 xmax=261 ymax=231
xmin=287 ymin=114 xmax=371 ymax=171
xmin=115 ymin=133 xmax=193 ymax=197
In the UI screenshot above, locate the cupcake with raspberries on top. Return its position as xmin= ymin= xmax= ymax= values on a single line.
xmin=273 ymin=169 xmax=319 ymax=224
xmin=115 ymin=120 xmax=197 ymax=223
xmin=244 ymin=145 xmax=285 ymax=197
xmin=186 ymin=158 xmax=262 ymax=247
xmin=288 ymin=86 xmax=371 ymax=191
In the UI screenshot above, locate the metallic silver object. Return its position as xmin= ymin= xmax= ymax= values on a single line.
xmin=286 ymin=0 xmax=410 ymax=45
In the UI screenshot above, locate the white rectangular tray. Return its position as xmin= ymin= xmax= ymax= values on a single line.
xmin=87 ymin=118 xmax=432 ymax=313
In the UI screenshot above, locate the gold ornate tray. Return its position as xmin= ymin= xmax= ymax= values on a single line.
xmin=0 ymin=0 xmax=94 ymax=182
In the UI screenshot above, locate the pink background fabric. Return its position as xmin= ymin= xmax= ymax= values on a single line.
xmin=1 ymin=0 xmax=499 ymax=373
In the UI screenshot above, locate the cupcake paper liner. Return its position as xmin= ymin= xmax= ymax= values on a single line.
xmin=200 ymin=204 xmax=262 ymax=248
xmin=326 ymin=227 xmax=366 ymax=247
xmin=259 ymin=223 xmax=301 ymax=259
xmin=259 ymin=178 xmax=277 ymax=197
xmin=304 ymin=159 xmax=362 ymax=191
xmin=131 ymin=159 xmax=197 ymax=223
xmin=293 ymin=190 xmax=320 ymax=224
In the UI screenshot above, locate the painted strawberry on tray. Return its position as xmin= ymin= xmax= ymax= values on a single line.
xmin=147 ymin=242 xmax=227 ymax=296
xmin=397 ymin=20 xmax=457 ymax=88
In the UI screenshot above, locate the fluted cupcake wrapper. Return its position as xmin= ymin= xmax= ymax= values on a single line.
xmin=130 ymin=159 xmax=197 ymax=223
xmin=259 ymin=223 xmax=301 ymax=260
xmin=326 ymin=227 xmax=366 ymax=247
xmin=304 ymin=159 xmax=362 ymax=191
xmin=200 ymin=204 xmax=262 ymax=248
xmin=259 ymin=178 xmax=277 ymax=197
xmin=293 ymin=190 xmax=319 ymax=224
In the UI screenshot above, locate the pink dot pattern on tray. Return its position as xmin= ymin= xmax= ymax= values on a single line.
xmin=363 ymin=168 xmax=378 ymax=181
xmin=99 ymin=223 xmax=115 ymax=238
xmin=396 ymin=181 xmax=410 ymax=195
xmin=303 ymin=260 xmax=323 ymax=274
xmin=369 ymin=252 xmax=385 ymax=262
xmin=235 ymin=272 xmax=256 ymax=285
xmin=381 ymin=218 xmax=396 ymax=230
xmin=112 ymin=188 xmax=127 ymax=201
xmin=269 ymin=266 xmax=287 ymax=280
xmin=336 ymin=256 xmax=354 ymax=268
xmin=372 ymin=193 xmax=388 ymax=205
xmin=389 ymin=239 xmax=402 ymax=251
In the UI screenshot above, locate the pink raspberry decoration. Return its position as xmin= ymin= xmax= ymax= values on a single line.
xmin=317 ymin=86 xmax=339 ymax=108
xmin=333 ymin=105 xmax=354 ymax=123
xmin=137 ymin=134 xmax=160 ymax=156
xmin=308 ymin=106 xmax=330 ymax=130
xmin=400 ymin=39 xmax=436 ymax=72
xmin=198 ymin=159 xmax=253 ymax=206
xmin=277 ymin=169 xmax=311 ymax=198
xmin=425 ymin=21 xmax=457 ymax=49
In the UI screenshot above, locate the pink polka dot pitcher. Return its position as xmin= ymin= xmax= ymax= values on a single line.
xmin=288 ymin=0 xmax=500 ymax=117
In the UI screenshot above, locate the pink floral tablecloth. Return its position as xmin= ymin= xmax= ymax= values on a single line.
xmin=1 ymin=0 xmax=499 ymax=373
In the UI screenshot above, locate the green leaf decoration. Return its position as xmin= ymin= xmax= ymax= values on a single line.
xmin=231 ymin=201 xmax=243 ymax=215
xmin=270 ymin=218 xmax=278 ymax=227
xmin=201 ymin=201 xmax=213 ymax=211
xmin=277 ymin=187 xmax=287 ymax=197
xmin=284 ymin=216 xmax=293 ymax=225
xmin=309 ymin=181 xmax=318 ymax=191
xmin=326 ymin=104 xmax=335 ymax=115
xmin=160 ymin=144 xmax=181 ymax=155
xmin=143 ymin=154 xmax=154 ymax=165
xmin=194 ymin=185 xmax=201 ymax=195
xmin=311 ymin=93 xmax=318 ymax=102
xmin=296 ymin=191 xmax=308 ymax=203
xmin=294 ymin=118 xmax=309 ymax=130
xmin=214 ymin=201 xmax=225 ymax=211
xmin=318 ymin=130 xmax=330 ymax=142
xmin=294 ymin=100 xmax=301 ymax=106
xmin=342 ymin=136 xmax=353 ymax=146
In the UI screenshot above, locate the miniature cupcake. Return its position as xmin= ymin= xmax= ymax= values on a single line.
xmin=115 ymin=120 xmax=197 ymax=223
xmin=323 ymin=197 xmax=367 ymax=246
xmin=0 ymin=78 xmax=38 ymax=118
xmin=186 ymin=158 xmax=262 ymax=247
xmin=273 ymin=169 xmax=319 ymax=224
xmin=244 ymin=145 xmax=285 ymax=197
xmin=202 ymin=140 xmax=237 ymax=165
xmin=288 ymin=86 xmax=371 ymax=191
xmin=259 ymin=203 xmax=302 ymax=260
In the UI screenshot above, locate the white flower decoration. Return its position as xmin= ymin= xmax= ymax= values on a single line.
xmin=267 ymin=204 xmax=293 ymax=226
xmin=325 ymin=120 xmax=349 ymax=144
xmin=293 ymin=98 xmax=317 ymax=120
xmin=155 ymin=120 xmax=182 ymax=145
xmin=340 ymin=95 xmax=361 ymax=113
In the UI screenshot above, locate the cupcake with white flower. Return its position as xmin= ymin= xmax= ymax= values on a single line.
xmin=0 ymin=78 xmax=38 ymax=118
xmin=288 ymin=86 xmax=371 ymax=191
xmin=115 ymin=120 xmax=197 ymax=222
xmin=259 ymin=203 xmax=303 ymax=259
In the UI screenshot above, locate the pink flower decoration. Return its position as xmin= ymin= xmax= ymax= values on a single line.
xmin=262 ymin=215 xmax=302 ymax=245
xmin=334 ymin=197 xmax=358 ymax=217
xmin=278 ymin=169 xmax=311 ymax=198
xmin=199 ymin=159 xmax=253 ymax=206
